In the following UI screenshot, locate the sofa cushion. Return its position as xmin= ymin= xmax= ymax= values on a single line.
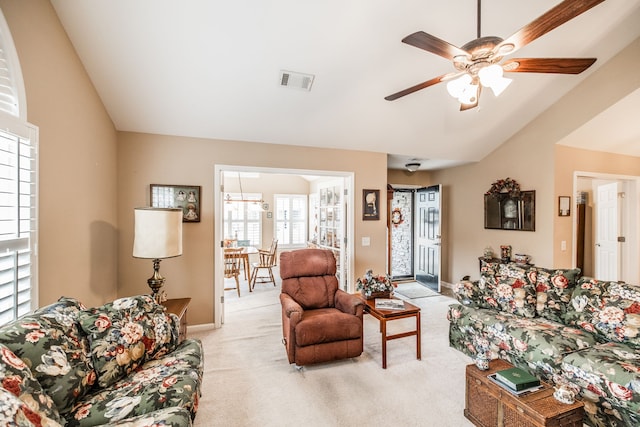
xmin=452 ymin=280 xmax=482 ymax=308
xmin=561 ymin=342 xmax=640 ymax=427
xmin=534 ymin=267 xmax=581 ymax=322
xmin=0 ymin=387 xmax=64 ymax=427
xmin=66 ymin=339 xmax=203 ymax=427
xmin=0 ymin=297 xmax=96 ymax=415
xmin=0 ymin=344 xmax=63 ymax=426
xmin=566 ymin=279 xmax=640 ymax=349
xmin=77 ymin=295 xmax=179 ymax=388
xmin=448 ymin=304 xmax=597 ymax=381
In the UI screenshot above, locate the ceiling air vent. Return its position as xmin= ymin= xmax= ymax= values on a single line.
xmin=279 ymin=70 xmax=314 ymax=91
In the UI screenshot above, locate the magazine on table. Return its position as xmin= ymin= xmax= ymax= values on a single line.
xmin=375 ymin=298 xmax=405 ymax=310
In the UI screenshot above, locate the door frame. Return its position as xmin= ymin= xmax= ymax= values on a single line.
xmin=573 ymin=171 xmax=639 ymax=283
xmin=213 ymin=164 xmax=354 ymax=328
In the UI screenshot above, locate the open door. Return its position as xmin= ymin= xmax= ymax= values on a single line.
xmin=415 ymin=185 xmax=441 ymax=292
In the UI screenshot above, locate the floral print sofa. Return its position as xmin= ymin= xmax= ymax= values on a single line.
xmin=447 ymin=260 xmax=640 ymax=427
xmin=0 ymin=295 xmax=203 ymax=427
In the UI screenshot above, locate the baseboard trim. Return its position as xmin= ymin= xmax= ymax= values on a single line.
xmin=187 ymin=323 xmax=216 ymax=334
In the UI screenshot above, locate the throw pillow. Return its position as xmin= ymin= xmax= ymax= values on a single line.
xmin=0 ymin=344 xmax=63 ymax=426
xmin=492 ymin=264 xmax=537 ymax=317
xmin=452 ymin=280 xmax=481 ymax=307
xmin=591 ymin=282 xmax=640 ymax=349
xmin=534 ymin=267 xmax=581 ymax=322
xmin=78 ymin=295 xmax=179 ymax=388
xmin=0 ymin=297 xmax=96 ymax=415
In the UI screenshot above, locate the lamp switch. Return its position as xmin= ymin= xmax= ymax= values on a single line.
xmin=561 ymin=240 xmax=567 ymax=251
xmin=362 ymin=237 xmax=370 ymax=247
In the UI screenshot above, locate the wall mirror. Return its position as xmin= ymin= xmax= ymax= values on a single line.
xmin=484 ymin=190 xmax=535 ymax=231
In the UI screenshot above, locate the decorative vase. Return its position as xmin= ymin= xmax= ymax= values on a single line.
xmin=474 ymin=353 xmax=489 ymax=371
xmin=500 ymin=245 xmax=512 ymax=263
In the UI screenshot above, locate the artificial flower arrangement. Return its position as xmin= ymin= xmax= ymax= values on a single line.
xmin=356 ymin=269 xmax=396 ymax=298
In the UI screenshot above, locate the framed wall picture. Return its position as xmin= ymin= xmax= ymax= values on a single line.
xmin=559 ymin=196 xmax=571 ymax=217
xmin=362 ymin=189 xmax=380 ymax=221
xmin=150 ymin=184 xmax=201 ymax=222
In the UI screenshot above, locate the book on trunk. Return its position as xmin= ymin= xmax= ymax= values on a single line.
xmin=495 ymin=367 xmax=540 ymax=391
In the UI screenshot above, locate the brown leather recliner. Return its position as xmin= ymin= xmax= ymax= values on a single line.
xmin=279 ymin=248 xmax=364 ymax=366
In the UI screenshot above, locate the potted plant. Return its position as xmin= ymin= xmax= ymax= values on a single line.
xmin=356 ymin=269 xmax=396 ymax=299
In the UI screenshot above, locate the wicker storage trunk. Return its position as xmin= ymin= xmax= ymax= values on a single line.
xmin=465 ymin=359 xmax=584 ymax=427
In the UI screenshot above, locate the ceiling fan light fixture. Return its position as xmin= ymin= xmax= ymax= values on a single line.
xmin=446 ymin=74 xmax=472 ymax=98
xmin=478 ymin=64 xmax=512 ymax=96
xmin=459 ymin=82 xmax=479 ymax=105
xmin=405 ymin=162 xmax=421 ymax=172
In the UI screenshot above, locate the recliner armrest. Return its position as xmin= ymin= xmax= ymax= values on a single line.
xmin=334 ymin=289 xmax=364 ymax=317
xmin=280 ymin=293 xmax=303 ymax=319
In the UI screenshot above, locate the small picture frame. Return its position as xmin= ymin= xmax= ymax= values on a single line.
xmin=362 ymin=189 xmax=380 ymax=221
xmin=559 ymin=196 xmax=571 ymax=217
xmin=150 ymin=184 xmax=201 ymax=222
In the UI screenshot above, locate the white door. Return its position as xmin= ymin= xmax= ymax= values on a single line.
xmin=415 ymin=185 xmax=442 ymax=292
xmin=595 ymin=182 xmax=619 ymax=281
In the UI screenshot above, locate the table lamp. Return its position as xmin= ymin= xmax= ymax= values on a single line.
xmin=133 ymin=207 xmax=183 ymax=303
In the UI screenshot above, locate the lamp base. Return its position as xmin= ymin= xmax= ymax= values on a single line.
xmin=148 ymin=259 xmax=167 ymax=304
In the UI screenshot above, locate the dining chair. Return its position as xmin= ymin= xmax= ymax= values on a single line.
xmin=250 ymin=239 xmax=278 ymax=290
xmin=224 ymin=247 xmax=244 ymax=296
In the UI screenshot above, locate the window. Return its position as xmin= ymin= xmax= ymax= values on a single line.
xmin=0 ymin=127 xmax=37 ymax=326
xmin=223 ymin=193 xmax=262 ymax=247
xmin=274 ymin=194 xmax=307 ymax=248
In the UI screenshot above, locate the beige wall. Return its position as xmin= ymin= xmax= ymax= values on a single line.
xmin=431 ymin=37 xmax=640 ymax=284
xmin=117 ymin=132 xmax=388 ymax=325
xmin=554 ymin=145 xmax=640 ymax=268
xmin=1 ymin=1 xmax=119 ymax=307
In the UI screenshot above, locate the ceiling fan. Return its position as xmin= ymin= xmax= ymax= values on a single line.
xmin=385 ymin=0 xmax=605 ymax=110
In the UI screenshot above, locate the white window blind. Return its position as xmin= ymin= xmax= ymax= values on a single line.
xmin=223 ymin=193 xmax=262 ymax=247
xmin=274 ymin=194 xmax=307 ymax=248
xmin=0 ymin=129 xmax=36 ymax=325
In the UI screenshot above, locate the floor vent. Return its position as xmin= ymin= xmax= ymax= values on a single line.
xmin=279 ymin=70 xmax=314 ymax=91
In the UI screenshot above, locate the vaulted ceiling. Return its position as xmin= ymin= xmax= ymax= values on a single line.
xmin=51 ymin=1 xmax=640 ymax=170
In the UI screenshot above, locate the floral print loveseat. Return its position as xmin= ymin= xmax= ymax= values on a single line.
xmin=0 ymin=295 xmax=203 ymax=427
xmin=447 ymin=260 xmax=640 ymax=427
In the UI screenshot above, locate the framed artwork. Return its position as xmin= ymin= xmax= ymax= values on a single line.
xmin=150 ymin=184 xmax=201 ymax=222
xmin=362 ymin=189 xmax=380 ymax=221
xmin=558 ymin=196 xmax=571 ymax=216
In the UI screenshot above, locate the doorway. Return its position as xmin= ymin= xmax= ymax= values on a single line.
xmin=214 ymin=165 xmax=354 ymax=327
xmin=389 ymin=185 xmax=442 ymax=292
xmin=574 ymin=172 xmax=639 ymax=283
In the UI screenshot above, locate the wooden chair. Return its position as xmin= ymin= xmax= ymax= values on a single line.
xmin=224 ymin=248 xmax=244 ymax=296
xmin=250 ymin=239 xmax=278 ymax=290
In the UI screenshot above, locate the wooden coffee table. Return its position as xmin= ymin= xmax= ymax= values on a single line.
xmin=465 ymin=358 xmax=584 ymax=427
xmin=360 ymin=296 xmax=421 ymax=369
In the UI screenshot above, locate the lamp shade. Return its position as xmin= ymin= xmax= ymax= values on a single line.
xmin=133 ymin=208 xmax=183 ymax=259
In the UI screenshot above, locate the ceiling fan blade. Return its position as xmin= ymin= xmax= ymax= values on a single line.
xmin=503 ymin=58 xmax=596 ymax=74
xmin=402 ymin=31 xmax=469 ymax=61
xmin=385 ymin=73 xmax=452 ymax=101
xmin=497 ymin=0 xmax=605 ymax=55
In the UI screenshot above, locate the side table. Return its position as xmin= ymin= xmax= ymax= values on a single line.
xmin=162 ymin=297 xmax=191 ymax=343
xmin=360 ymin=295 xmax=421 ymax=369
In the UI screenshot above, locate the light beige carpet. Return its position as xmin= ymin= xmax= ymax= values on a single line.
xmin=191 ymin=273 xmax=474 ymax=426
